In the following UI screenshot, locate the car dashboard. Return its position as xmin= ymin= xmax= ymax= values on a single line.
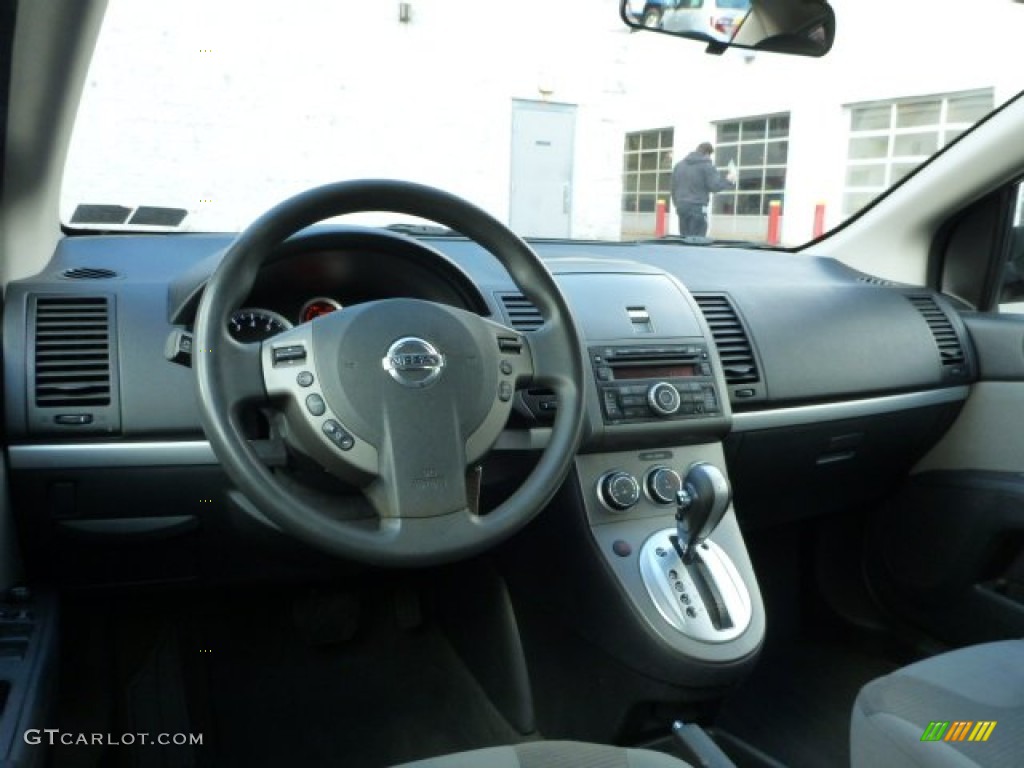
xmin=0 ymin=226 xmax=976 ymax=686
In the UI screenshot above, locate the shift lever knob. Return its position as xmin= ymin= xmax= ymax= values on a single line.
xmin=675 ymin=462 xmax=731 ymax=564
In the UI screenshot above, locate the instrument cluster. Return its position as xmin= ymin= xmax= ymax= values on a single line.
xmin=227 ymin=296 xmax=343 ymax=342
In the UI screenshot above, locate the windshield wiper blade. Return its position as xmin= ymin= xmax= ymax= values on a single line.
xmin=384 ymin=223 xmax=458 ymax=237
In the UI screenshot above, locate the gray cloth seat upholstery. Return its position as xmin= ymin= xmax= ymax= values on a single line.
xmin=851 ymin=639 xmax=1024 ymax=767
xmin=391 ymin=740 xmax=693 ymax=768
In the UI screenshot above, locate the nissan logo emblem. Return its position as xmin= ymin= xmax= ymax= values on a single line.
xmin=382 ymin=337 xmax=445 ymax=388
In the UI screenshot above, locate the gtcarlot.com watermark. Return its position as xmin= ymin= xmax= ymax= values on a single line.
xmin=24 ymin=729 xmax=203 ymax=747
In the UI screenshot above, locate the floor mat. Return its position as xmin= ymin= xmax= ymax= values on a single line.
xmin=713 ymin=641 xmax=899 ymax=768
xmin=183 ymin=594 xmax=526 ymax=768
xmin=51 ymin=590 xmax=529 ymax=768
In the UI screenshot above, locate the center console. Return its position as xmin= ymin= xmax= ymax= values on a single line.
xmin=540 ymin=267 xmax=765 ymax=675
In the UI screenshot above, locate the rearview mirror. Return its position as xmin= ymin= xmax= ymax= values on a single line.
xmin=619 ymin=0 xmax=835 ymax=58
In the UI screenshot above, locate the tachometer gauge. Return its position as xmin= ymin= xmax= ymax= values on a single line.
xmin=228 ymin=308 xmax=293 ymax=342
xmin=299 ymin=296 xmax=342 ymax=324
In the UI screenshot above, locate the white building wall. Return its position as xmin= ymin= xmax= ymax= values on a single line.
xmin=62 ymin=0 xmax=1024 ymax=245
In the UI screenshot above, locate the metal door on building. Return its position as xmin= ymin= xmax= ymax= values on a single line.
xmin=509 ymin=100 xmax=576 ymax=239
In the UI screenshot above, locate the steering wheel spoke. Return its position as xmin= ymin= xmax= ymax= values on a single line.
xmin=365 ymin=425 xmax=472 ymax=521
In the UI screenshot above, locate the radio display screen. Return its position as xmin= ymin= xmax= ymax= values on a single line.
xmin=611 ymin=364 xmax=697 ymax=380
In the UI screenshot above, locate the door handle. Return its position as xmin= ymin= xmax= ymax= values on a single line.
xmin=563 ymin=183 xmax=571 ymax=214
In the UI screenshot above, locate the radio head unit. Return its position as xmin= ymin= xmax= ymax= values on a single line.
xmin=592 ymin=344 xmax=720 ymax=425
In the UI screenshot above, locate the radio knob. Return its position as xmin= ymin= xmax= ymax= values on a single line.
xmin=599 ymin=471 xmax=641 ymax=512
xmin=647 ymin=382 xmax=681 ymax=416
xmin=646 ymin=466 xmax=682 ymax=505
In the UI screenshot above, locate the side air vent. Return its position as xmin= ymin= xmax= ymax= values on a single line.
xmin=33 ymin=297 xmax=112 ymax=407
xmin=693 ymin=293 xmax=760 ymax=385
xmin=497 ymin=292 xmax=543 ymax=331
xmin=908 ymin=295 xmax=966 ymax=367
xmin=61 ymin=267 xmax=118 ymax=280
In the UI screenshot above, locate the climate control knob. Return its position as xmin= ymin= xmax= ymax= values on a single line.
xmin=647 ymin=382 xmax=681 ymax=416
xmin=646 ymin=466 xmax=682 ymax=505
xmin=598 ymin=471 xmax=641 ymax=512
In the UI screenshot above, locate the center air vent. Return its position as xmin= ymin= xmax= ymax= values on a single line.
xmin=907 ymin=295 xmax=966 ymax=367
xmin=497 ymin=292 xmax=543 ymax=331
xmin=692 ymin=293 xmax=760 ymax=385
xmin=33 ymin=297 xmax=112 ymax=407
xmin=61 ymin=267 xmax=118 ymax=280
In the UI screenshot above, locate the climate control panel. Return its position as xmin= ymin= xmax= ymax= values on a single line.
xmin=597 ymin=465 xmax=684 ymax=512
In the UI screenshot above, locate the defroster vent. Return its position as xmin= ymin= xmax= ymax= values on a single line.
xmin=497 ymin=292 xmax=543 ymax=331
xmin=693 ymin=293 xmax=760 ymax=385
xmin=33 ymin=296 xmax=112 ymax=407
xmin=908 ymin=295 xmax=965 ymax=367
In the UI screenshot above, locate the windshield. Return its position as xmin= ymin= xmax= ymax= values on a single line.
xmin=61 ymin=0 xmax=1019 ymax=246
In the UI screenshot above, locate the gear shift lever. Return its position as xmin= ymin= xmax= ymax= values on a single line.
xmin=675 ymin=462 xmax=731 ymax=564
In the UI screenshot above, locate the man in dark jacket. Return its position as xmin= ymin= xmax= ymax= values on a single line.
xmin=671 ymin=142 xmax=736 ymax=237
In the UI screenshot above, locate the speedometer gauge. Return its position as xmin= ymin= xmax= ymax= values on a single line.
xmin=299 ymin=296 xmax=342 ymax=323
xmin=228 ymin=308 xmax=293 ymax=342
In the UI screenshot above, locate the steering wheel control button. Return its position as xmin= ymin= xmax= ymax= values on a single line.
xmin=602 ymin=391 xmax=623 ymax=419
xmin=612 ymin=540 xmax=632 ymax=558
xmin=598 ymin=471 xmax=641 ymax=512
xmin=498 ymin=381 xmax=513 ymax=402
xmin=296 ymin=371 xmax=314 ymax=387
xmin=305 ymin=393 xmax=326 ymax=417
xmin=646 ymin=467 xmax=682 ymax=505
xmin=382 ymin=337 xmax=445 ymax=388
xmin=648 ymin=382 xmax=681 ymax=416
xmin=322 ymin=420 xmax=354 ymax=451
xmin=272 ymin=345 xmax=307 ymax=365
xmin=500 ymin=360 xmax=514 ymax=375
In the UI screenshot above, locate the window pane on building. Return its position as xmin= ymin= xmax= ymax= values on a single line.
xmin=896 ymin=100 xmax=940 ymax=128
xmin=851 ymin=104 xmax=890 ymax=131
xmin=738 ymin=169 xmax=762 ymax=191
xmin=717 ymin=122 xmax=740 ymax=143
xmin=848 ymin=136 xmax=889 ymax=160
xmin=713 ymin=194 xmax=736 ymax=215
xmin=716 ymin=145 xmax=738 ymax=166
xmin=764 ymin=168 xmax=787 ymax=191
xmin=739 ymin=142 xmax=765 ymax=167
xmin=890 ymin=163 xmax=919 ymax=184
xmin=948 ymin=91 xmax=993 ymax=123
xmin=764 ymin=141 xmax=788 ymax=166
xmin=736 ymin=194 xmax=761 ymax=215
xmin=893 ymin=131 xmax=938 ymax=157
xmin=845 ymin=164 xmax=886 ymax=187
xmin=741 ymin=119 xmax=766 ymax=141
xmin=767 ymin=115 xmax=789 ymax=139
xmin=637 ymin=195 xmax=656 ymax=213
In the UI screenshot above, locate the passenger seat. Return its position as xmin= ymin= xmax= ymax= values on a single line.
xmin=851 ymin=639 xmax=1024 ymax=767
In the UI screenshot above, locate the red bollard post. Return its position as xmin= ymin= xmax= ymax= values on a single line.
xmin=813 ymin=202 xmax=826 ymax=238
xmin=655 ymin=199 xmax=667 ymax=238
xmin=766 ymin=200 xmax=782 ymax=245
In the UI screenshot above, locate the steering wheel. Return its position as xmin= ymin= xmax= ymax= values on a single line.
xmin=193 ymin=180 xmax=586 ymax=566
